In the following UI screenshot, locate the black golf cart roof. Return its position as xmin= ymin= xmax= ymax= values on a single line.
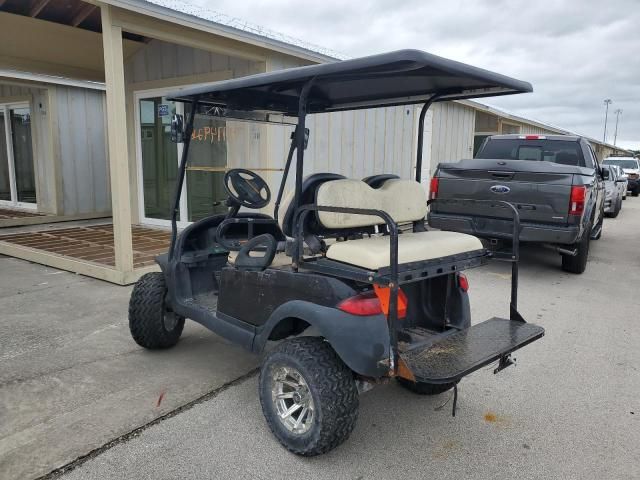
xmin=168 ymin=49 xmax=532 ymax=115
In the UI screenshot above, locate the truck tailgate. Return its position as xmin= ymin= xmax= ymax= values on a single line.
xmin=435 ymin=160 xmax=576 ymax=224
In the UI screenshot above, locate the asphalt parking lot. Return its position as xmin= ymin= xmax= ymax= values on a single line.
xmin=2 ymin=199 xmax=639 ymax=480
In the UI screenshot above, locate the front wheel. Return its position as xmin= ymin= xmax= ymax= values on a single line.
xmin=561 ymin=224 xmax=591 ymax=274
xmin=129 ymin=272 xmax=184 ymax=349
xmin=259 ymin=337 xmax=359 ymax=456
xmin=396 ymin=378 xmax=455 ymax=395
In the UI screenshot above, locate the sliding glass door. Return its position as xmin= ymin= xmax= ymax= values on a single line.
xmin=136 ymin=93 xmax=228 ymax=227
xmin=0 ymin=104 xmax=37 ymax=208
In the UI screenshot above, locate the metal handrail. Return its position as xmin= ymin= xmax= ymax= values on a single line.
xmin=428 ymin=197 xmax=522 ymax=317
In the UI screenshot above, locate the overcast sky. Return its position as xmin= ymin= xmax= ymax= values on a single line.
xmin=192 ymin=0 xmax=639 ymax=150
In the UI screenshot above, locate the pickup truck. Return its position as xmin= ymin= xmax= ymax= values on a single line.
xmin=428 ymin=134 xmax=607 ymax=274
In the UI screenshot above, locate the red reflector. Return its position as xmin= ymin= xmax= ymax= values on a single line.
xmin=373 ymin=285 xmax=408 ymax=319
xmin=458 ymin=273 xmax=469 ymax=292
xmin=338 ymin=291 xmax=383 ymax=316
xmin=429 ymin=177 xmax=439 ymax=200
xmin=569 ymin=185 xmax=586 ymax=216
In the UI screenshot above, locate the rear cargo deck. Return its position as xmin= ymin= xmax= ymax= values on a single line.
xmin=401 ymin=318 xmax=544 ymax=383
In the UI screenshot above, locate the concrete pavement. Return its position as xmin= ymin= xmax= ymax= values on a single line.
xmin=58 ymin=199 xmax=640 ymax=479
xmin=0 ymin=258 xmax=257 ymax=480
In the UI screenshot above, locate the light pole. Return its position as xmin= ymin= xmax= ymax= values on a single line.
xmin=603 ymin=99 xmax=612 ymax=143
xmin=613 ymin=109 xmax=622 ymax=146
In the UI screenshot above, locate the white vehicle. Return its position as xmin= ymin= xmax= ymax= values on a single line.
xmin=603 ymin=157 xmax=640 ymax=197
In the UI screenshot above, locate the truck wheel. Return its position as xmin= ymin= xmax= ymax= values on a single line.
xmin=561 ymin=225 xmax=591 ymax=274
xmin=129 ymin=272 xmax=184 ymax=349
xmin=610 ymin=198 xmax=621 ymax=218
xmin=259 ymin=337 xmax=359 ymax=456
xmin=632 ymin=187 xmax=639 ymax=197
xmin=396 ymin=378 xmax=455 ymax=395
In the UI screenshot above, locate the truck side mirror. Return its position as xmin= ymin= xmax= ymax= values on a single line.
xmin=170 ymin=114 xmax=185 ymax=143
xmin=601 ymin=168 xmax=609 ymax=180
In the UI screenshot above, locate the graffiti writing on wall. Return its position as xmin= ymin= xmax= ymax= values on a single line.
xmin=191 ymin=126 xmax=226 ymax=144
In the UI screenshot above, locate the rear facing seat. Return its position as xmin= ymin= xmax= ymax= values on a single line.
xmin=314 ymin=178 xmax=484 ymax=270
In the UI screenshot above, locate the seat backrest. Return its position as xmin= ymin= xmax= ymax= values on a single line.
xmin=315 ymin=179 xmax=427 ymax=229
xmin=279 ymin=173 xmax=346 ymax=237
xmin=362 ymin=173 xmax=400 ymax=188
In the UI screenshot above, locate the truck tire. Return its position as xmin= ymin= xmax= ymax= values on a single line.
xmin=561 ymin=224 xmax=591 ymax=274
xmin=129 ymin=272 xmax=184 ymax=349
xmin=396 ymin=378 xmax=455 ymax=395
xmin=259 ymin=337 xmax=359 ymax=456
xmin=632 ymin=187 xmax=639 ymax=197
xmin=610 ymin=198 xmax=621 ymax=218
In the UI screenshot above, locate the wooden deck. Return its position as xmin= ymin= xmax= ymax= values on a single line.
xmin=0 ymin=224 xmax=170 ymax=268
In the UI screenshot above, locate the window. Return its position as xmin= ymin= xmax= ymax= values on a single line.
xmin=476 ymin=139 xmax=585 ymax=166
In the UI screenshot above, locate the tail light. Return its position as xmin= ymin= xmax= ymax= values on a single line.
xmin=429 ymin=177 xmax=439 ymax=200
xmin=338 ymin=291 xmax=383 ymax=316
xmin=338 ymin=287 xmax=408 ymax=318
xmin=457 ymin=273 xmax=469 ymax=292
xmin=569 ymin=185 xmax=586 ymax=216
xmin=519 ymin=135 xmax=546 ymax=140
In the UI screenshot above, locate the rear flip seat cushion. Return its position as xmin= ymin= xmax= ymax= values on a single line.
xmin=325 ymin=231 xmax=484 ymax=270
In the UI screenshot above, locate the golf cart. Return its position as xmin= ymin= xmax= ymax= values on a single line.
xmin=128 ymin=50 xmax=545 ymax=456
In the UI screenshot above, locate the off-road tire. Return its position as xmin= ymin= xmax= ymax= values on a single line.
xmin=561 ymin=223 xmax=591 ymax=274
xmin=129 ymin=272 xmax=184 ymax=349
xmin=396 ymin=378 xmax=455 ymax=395
xmin=259 ymin=337 xmax=359 ymax=456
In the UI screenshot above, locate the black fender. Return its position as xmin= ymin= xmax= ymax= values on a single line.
xmin=254 ymin=300 xmax=390 ymax=378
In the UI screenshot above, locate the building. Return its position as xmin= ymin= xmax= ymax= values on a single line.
xmin=0 ymin=0 xmax=631 ymax=284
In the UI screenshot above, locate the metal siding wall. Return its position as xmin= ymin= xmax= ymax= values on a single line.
xmin=56 ymin=86 xmax=110 ymax=215
xmin=429 ymin=102 xmax=474 ymax=174
xmin=126 ymin=40 xmax=261 ymax=83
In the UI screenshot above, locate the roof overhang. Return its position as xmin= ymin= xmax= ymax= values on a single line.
xmin=94 ymin=0 xmax=340 ymax=64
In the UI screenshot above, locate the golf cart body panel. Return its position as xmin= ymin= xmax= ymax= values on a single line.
xmin=129 ymin=50 xmax=545 ymax=451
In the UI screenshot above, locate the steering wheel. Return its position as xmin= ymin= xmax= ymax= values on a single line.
xmin=223 ymin=169 xmax=271 ymax=209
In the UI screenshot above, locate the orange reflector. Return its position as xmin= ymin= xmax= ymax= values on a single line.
xmin=373 ymin=284 xmax=408 ymax=319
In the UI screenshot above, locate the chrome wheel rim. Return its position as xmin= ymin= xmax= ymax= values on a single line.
xmin=271 ymin=365 xmax=315 ymax=434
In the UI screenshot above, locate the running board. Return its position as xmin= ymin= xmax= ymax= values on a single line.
xmin=400 ymin=318 xmax=544 ymax=384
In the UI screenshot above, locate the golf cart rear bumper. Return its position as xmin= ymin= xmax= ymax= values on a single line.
xmin=399 ymin=317 xmax=544 ymax=384
xmin=428 ymin=212 xmax=579 ymax=244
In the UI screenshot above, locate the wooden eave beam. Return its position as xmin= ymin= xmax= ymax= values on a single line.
xmin=29 ymin=0 xmax=51 ymax=18
xmin=71 ymin=4 xmax=97 ymax=27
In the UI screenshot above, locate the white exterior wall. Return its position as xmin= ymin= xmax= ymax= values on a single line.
xmin=426 ymin=101 xmax=475 ymax=175
xmin=55 ymin=86 xmax=111 ymax=215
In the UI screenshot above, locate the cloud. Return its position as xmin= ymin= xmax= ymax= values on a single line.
xmin=192 ymin=0 xmax=640 ymax=148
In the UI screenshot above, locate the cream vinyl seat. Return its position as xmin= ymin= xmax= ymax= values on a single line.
xmin=325 ymin=230 xmax=483 ymax=271
xmin=313 ymin=178 xmax=484 ymax=270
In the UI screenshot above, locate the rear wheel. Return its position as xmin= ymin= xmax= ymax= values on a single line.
xmin=396 ymin=378 xmax=455 ymax=395
xmin=610 ymin=198 xmax=621 ymax=218
xmin=129 ymin=272 xmax=184 ymax=349
xmin=562 ymin=223 xmax=591 ymax=274
xmin=632 ymin=187 xmax=639 ymax=197
xmin=259 ymin=337 xmax=359 ymax=456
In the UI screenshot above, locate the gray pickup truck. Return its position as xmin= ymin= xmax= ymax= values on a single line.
xmin=428 ymin=134 xmax=607 ymax=274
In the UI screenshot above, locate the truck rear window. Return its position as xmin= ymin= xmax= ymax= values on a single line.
xmin=476 ymin=139 xmax=585 ymax=167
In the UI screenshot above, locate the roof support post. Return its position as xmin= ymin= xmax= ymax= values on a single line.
xmin=101 ymin=5 xmax=134 ymax=274
xmin=291 ymin=79 xmax=314 ymax=269
xmin=415 ymin=96 xmax=439 ymax=184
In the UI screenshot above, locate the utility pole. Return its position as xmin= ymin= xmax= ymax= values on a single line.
xmin=613 ymin=109 xmax=622 ymax=146
xmin=603 ymin=99 xmax=612 ymax=143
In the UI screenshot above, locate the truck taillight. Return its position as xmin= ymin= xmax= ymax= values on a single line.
xmin=569 ymin=185 xmax=586 ymax=216
xmin=518 ymin=135 xmax=546 ymax=140
xmin=429 ymin=177 xmax=439 ymax=200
